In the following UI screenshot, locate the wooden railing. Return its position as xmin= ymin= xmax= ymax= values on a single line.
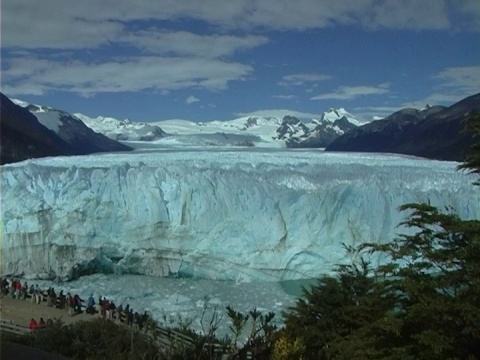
xmin=1 ymin=290 xmax=253 ymax=359
xmin=0 ymin=319 xmax=32 ymax=336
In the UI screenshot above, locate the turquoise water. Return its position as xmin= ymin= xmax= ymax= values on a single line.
xmin=26 ymin=274 xmax=307 ymax=338
xmin=279 ymin=278 xmax=318 ymax=297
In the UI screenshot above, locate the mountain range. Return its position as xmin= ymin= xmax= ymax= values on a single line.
xmin=75 ymin=107 xmax=360 ymax=148
xmin=326 ymin=93 xmax=480 ymax=161
xmin=1 ymin=92 xmax=478 ymax=165
xmin=73 ymin=113 xmax=166 ymax=141
xmin=0 ymin=94 xmax=132 ymax=165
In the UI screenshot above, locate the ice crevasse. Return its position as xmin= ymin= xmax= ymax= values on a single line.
xmin=1 ymin=150 xmax=478 ymax=281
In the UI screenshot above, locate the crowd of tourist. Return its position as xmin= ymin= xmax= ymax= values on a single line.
xmin=1 ymin=277 xmax=151 ymax=331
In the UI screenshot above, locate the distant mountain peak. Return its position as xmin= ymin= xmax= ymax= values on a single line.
xmin=326 ymin=92 xmax=480 ymax=161
xmin=74 ymin=113 xmax=166 ymax=141
xmin=11 ymin=98 xmax=31 ymax=108
xmin=2 ymin=94 xmax=131 ymax=164
xmin=318 ymin=108 xmax=361 ymax=126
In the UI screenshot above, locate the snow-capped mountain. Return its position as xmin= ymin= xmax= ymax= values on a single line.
xmin=1 ymin=94 xmax=73 ymax=164
xmin=149 ymin=116 xmax=285 ymax=148
xmin=319 ymin=108 xmax=362 ymax=127
xmin=11 ymin=99 xmax=131 ymax=155
xmin=70 ymin=109 xmax=358 ymax=149
xmin=274 ymin=116 xmax=310 ymax=142
xmin=74 ymin=113 xmax=166 ymax=141
xmin=13 ymin=100 xmax=360 ymax=149
xmin=270 ymin=109 xmax=361 ymax=148
xmin=327 ymin=93 xmax=480 ymax=161
xmin=289 ymin=108 xmax=361 ymax=148
xmin=151 ymin=110 xmax=360 ymax=148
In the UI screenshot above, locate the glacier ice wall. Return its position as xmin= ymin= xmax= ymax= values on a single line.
xmin=1 ymin=150 xmax=479 ymax=281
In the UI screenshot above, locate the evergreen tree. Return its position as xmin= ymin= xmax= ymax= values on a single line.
xmin=282 ymin=112 xmax=480 ymax=359
xmin=458 ymin=113 xmax=480 ymax=185
xmin=283 ymin=259 xmax=395 ymax=359
xmin=357 ymin=112 xmax=480 ymax=359
xmin=360 ymin=204 xmax=480 ymax=359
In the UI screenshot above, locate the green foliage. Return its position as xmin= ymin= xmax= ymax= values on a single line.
xmin=281 ymin=116 xmax=480 ymax=359
xmin=243 ymin=309 xmax=277 ymax=359
xmin=282 ymin=205 xmax=480 ymax=359
xmin=226 ymin=305 xmax=249 ymax=347
xmin=360 ymin=204 xmax=480 ymax=359
xmin=23 ymin=318 xmax=162 ymax=360
xmin=224 ymin=306 xmax=277 ymax=359
xmin=458 ymin=113 xmax=480 ymax=185
xmin=283 ymin=258 xmax=395 ymax=359
xmin=272 ymin=331 xmax=305 ymax=360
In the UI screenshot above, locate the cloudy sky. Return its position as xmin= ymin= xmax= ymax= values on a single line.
xmin=2 ymin=0 xmax=479 ymax=122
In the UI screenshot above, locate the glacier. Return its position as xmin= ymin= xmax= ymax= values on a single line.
xmin=1 ymin=149 xmax=479 ymax=281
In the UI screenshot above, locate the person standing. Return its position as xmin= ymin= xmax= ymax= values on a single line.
xmin=35 ymin=285 xmax=42 ymax=304
xmin=10 ymin=280 xmax=16 ymax=299
xmin=87 ymin=294 xmax=95 ymax=315
xmin=38 ymin=318 xmax=46 ymax=328
xmin=97 ymin=296 xmax=103 ymax=316
xmin=29 ymin=284 xmax=35 ymax=303
xmin=67 ymin=294 xmax=75 ymax=317
xmin=15 ymin=280 xmax=22 ymax=299
xmin=103 ymin=298 xmax=110 ymax=320
xmin=0 ymin=278 xmax=8 ymax=296
xmin=22 ymin=282 xmax=28 ymax=300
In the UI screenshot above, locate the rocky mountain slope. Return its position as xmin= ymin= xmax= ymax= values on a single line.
xmin=71 ymin=107 xmax=360 ymax=148
xmin=13 ymin=100 xmax=132 ymax=154
xmin=326 ymin=93 xmax=480 ymax=161
xmin=287 ymin=108 xmax=360 ymax=148
xmin=1 ymin=94 xmax=73 ymax=165
xmin=74 ymin=113 xmax=166 ymax=141
xmin=0 ymin=94 xmax=132 ymax=165
xmin=153 ymin=109 xmax=361 ymax=148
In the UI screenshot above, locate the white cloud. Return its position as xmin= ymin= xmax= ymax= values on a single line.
xmin=2 ymin=0 xmax=478 ymax=101
xmin=279 ymin=73 xmax=331 ymax=86
xmin=353 ymin=65 xmax=480 ymax=120
xmin=2 ymin=0 xmax=475 ymax=51
xmin=186 ymin=95 xmax=200 ymax=104
xmin=271 ymin=95 xmax=296 ymax=99
xmin=401 ymin=93 xmax=471 ymax=110
xmin=2 ymin=12 xmax=124 ymax=49
xmin=352 ymin=105 xmax=405 ymax=122
xmin=455 ymin=0 xmax=480 ymax=31
xmin=369 ymin=0 xmax=449 ymax=30
xmin=399 ymin=66 xmax=480 ymax=109
xmin=310 ymin=83 xmax=390 ymax=101
xmin=434 ymin=66 xmax=480 ymax=95
xmin=122 ymin=30 xmax=268 ymax=58
xmin=3 ymin=56 xmax=253 ymax=96
xmin=235 ymin=109 xmax=320 ymax=119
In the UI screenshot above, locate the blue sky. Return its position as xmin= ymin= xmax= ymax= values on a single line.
xmin=2 ymin=0 xmax=479 ymax=122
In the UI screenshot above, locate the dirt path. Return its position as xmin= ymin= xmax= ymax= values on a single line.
xmin=0 ymin=295 xmax=98 ymax=328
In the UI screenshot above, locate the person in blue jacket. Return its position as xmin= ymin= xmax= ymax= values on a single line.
xmin=86 ymin=294 xmax=95 ymax=314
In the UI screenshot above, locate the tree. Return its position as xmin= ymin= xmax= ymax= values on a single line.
xmin=281 ymin=112 xmax=480 ymax=359
xmin=360 ymin=204 xmax=480 ymax=359
xmin=458 ymin=113 xmax=480 ymax=185
xmin=356 ymin=112 xmax=480 ymax=359
xmin=282 ymin=258 xmax=395 ymax=359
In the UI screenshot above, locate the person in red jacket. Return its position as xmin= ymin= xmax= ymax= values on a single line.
xmin=29 ymin=318 xmax=38 ymax=330
xmin=15 ymin=280 xmax=22 ymax=299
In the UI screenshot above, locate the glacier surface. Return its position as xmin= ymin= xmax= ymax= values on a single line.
xmin=1 ymin=149 xmax=478 ymax=281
